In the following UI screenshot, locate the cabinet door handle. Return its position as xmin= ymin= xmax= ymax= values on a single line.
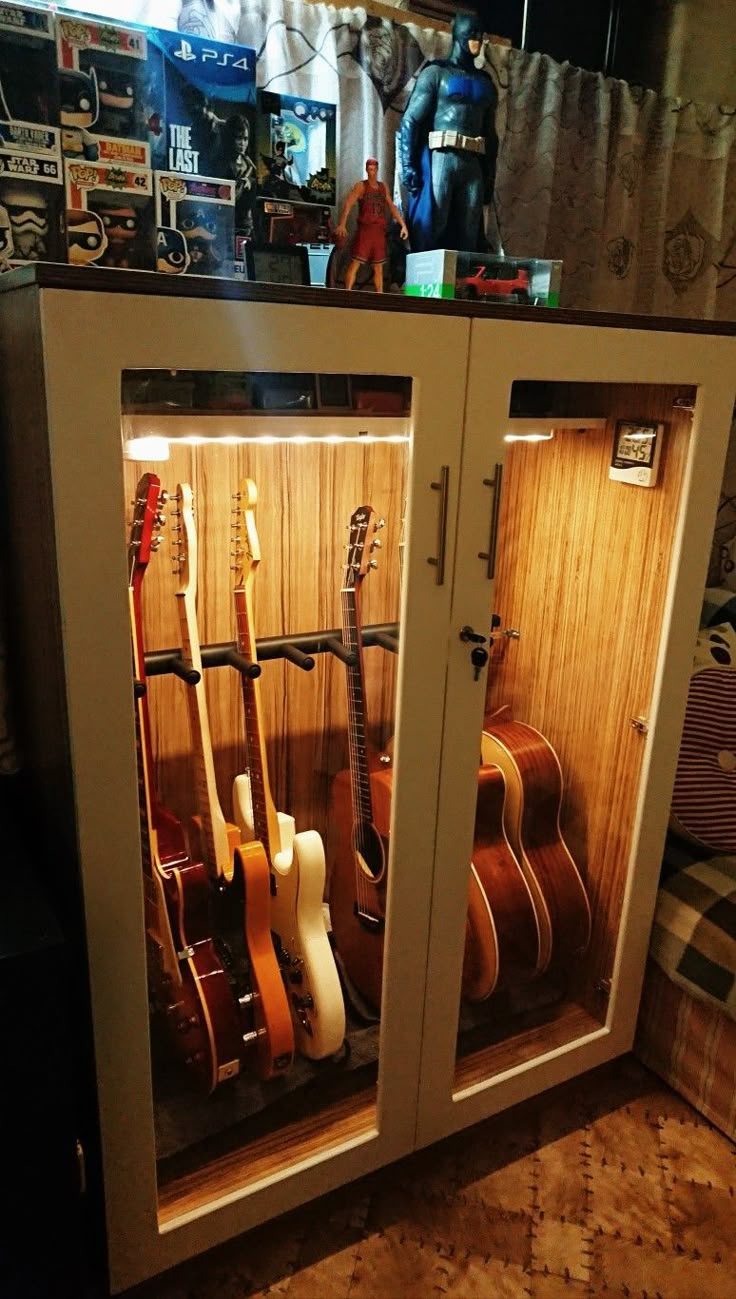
xmin=478 ymin=464 xmax=503 ymax=579
xmin=427 ymin=465 xmax=449 ymax=585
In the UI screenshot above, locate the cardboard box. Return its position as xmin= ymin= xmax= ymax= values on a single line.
xmin=65 ymin=159 xmax=155 ymax=270
xmin=257 ymin=91 xmax=336 ymax=208
xmin=155 ymin=172 xmax=235 ymax=277
xmin=150 ymin=29 xmax=256 ymax=239
xmin=0 ymin=3 xmax=60 ymax=157
xmin=404 ymin=249 xmax=563 ymax=306
xmin=56 ymin=15 xmax=163 ymax=169
xmin=0 ymin=147 xmax=64 ymax=267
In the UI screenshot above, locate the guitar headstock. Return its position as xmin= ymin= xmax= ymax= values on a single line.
xmin=343 ymin=505 xmax=384 ymax=590
xmin=230 ymin=478 xmax=260 ymax=588
xmin=128 ymin=473 xmax=166 ymax=586
xmin=171 ymin=481 xmax=196 ymax=597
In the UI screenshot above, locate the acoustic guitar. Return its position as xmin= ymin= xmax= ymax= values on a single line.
xmin=328 ymin=505 xmax=391 ymax=1012
xmin=173 ymin=481 xmax=294 ymax=1080
xmin=128 ymin=473 xmax=242 ymax=1093
xmin=481 ymin=714 xmax=591 ymax=971
xmin=230 ymin=479 xmax=346 ymax=1060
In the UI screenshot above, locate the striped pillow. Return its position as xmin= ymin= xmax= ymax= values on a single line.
xmin=670 ymin=624 xmax=736 ymax=852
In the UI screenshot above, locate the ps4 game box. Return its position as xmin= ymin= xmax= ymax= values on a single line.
xmin=150 ymin=30 xmax=256 ymax=238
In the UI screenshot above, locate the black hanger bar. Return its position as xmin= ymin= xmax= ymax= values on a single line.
xmin=144 ymin=622 xmax=400 ymax=679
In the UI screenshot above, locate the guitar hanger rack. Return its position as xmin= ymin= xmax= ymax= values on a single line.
xmin=140 ymin=621 xmax=400 ymax=689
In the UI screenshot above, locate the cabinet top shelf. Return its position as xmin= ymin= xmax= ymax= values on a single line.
xmin=4 ymin=263 xmax=736 ymax=339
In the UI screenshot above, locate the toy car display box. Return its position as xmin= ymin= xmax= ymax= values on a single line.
xmin=0 ymin=146 xmax=64 ymax=267
xmin=155 ymin=172 xmax=235 ymax=278
xmin=56 ymin=14 xmax=164 ymax=169
xmin=257 ymin=91 xmax=336 ymax=207
xmin=0 ymin=2 xmax=60 ymax=158
xmin=150 ymin=29 xmax=256 ymax=239
xmin=65 ymin=159 xmax=155 ymax=270
xmin=404 ymin=249 xmax=563 ymax=306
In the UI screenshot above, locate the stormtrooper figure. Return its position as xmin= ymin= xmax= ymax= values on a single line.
xmin=398 ymin=11 xmax=498 ymax=253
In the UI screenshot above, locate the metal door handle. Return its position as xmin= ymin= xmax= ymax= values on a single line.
xmin=478 ymin=464 xmax=503 ymax=579
xmin=427 ymin=465 xmax=449 ymax=585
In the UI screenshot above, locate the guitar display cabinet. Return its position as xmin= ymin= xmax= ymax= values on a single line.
xmin=1 ymin=265 xmax=735 ymax=1293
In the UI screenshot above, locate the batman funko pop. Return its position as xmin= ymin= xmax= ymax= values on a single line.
xmin=398 ymin=11 xmax=497 ymax=253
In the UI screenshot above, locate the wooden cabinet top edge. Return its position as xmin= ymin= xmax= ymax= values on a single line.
xmin=2 ymin=263 xmax=736 ymax=338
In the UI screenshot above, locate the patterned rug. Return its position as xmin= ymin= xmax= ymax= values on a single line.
xmin=130 ymin=1055 xmax=736 ymax=1298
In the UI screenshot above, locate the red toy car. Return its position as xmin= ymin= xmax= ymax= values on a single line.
xmin=459 ymin=264 xmax=531 ymax=303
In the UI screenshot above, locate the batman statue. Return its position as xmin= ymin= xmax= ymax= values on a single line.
xmin=398 ymin=11 xmax=498 ymax=253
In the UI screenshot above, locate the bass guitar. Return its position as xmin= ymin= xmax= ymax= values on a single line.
xmin=481 ymin=714 xmax=591 ymax=972
xmin=230 ymin=479 xmax=346 ymax=1059
xmin=128 ymin=473 xmax=242 ymax=1093
xmin=173 ymin=482 xmax=294 ymax=1080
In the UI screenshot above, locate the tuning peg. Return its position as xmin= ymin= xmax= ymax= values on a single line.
xmin=369 ymin=559 xmax=379 ymax=570
xmin=170 ymin=493 xmax=181 ymax=503
xmin=151 ymin=537 xmax=164 ymax=551
xmin=377 ymin=518 xmax=386 ymax=529
xmin=154 ymin=513 xmax=166 ymax=528
xmin=371 ymin=539 xmax=382 ymax=550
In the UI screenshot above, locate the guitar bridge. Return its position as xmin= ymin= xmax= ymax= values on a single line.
xmin=353 ymin=903 xmax=385 ymax=933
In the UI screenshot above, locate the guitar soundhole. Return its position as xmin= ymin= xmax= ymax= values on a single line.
xmin=352 ymin=821 xmax=385 ymax=882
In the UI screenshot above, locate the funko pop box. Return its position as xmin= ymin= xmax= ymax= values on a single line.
xmin=0 ymin=2 xmax=61 ymax=158
xmin=155 ymin=172 xmax=235 ymax=278
xmin=0 ymin=146 xmax=64 ymax=266
xmin=65 ymin=159 xmax=155 ymax=271
xmin=56 ymin=14 xmax=164 ymax=169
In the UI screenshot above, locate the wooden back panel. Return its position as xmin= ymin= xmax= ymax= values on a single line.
xmin=123 ymin=429 xmax=406 ymax=847
xmin=486 ymin=384 xmax=692 ymax=1015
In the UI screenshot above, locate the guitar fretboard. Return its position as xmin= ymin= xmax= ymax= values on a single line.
xmin=234 ymin=587 xmax=279 ymax=860
xmin=341 ymin=585 xmax=373 ymax=839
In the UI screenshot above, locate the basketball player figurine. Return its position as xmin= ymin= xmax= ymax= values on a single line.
xmin=335 ymin=157 xmax=408 ymax=293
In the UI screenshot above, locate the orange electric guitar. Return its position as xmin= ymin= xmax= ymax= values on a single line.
xmin=128 ymin=473 xmax=243 ymax=1092
xmin=481 ymin=713 xmax=592 ymax=972
xmin=172 ymin=481 xmax=294 ymax=1080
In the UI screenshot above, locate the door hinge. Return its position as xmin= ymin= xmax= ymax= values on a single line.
xmin=595 ymin=977 xmax=612 ymax=999
xmin=629 ymin=716 xmax=649 ymax=735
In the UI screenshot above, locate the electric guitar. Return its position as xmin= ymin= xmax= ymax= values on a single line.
xmin=173 ymin=481 xmax=294 ymax=1080
xmin=230 ymin=479 xmax=346 ymax=1059
xmin=481 ymin=713 xmax=592 ymax=972
xmin=328 ymin=505 xmax=391 ymax=1012
xmin=128 ymin=473 xmax=242 ymax=1093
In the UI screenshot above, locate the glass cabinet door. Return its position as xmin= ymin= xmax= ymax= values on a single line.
xmin=418 ymin=316 xmax=736 ymax=1146
xmin=37 ymin=289 xmax=471 ymax=1291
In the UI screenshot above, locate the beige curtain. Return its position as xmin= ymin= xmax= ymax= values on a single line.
xmin=495 ymin=49 xmax=736 ymax=318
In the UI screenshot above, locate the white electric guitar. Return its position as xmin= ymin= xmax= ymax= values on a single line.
xmin=230 ymin=479 xmax=346 ymax=1060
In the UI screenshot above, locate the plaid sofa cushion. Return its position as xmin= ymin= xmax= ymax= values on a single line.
xmin=652 ymin=835 xmax=736 ymax=1017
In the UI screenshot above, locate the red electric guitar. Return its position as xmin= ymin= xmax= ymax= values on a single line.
xmin=128 ymin=473 xmax=243 ymax=1093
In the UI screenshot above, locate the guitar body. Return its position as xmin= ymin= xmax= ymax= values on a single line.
xmin=233 ymin=774 xmax=346 ymax=1060
xmin=466 ymin=764 xmax=541 ymax=998
xmin=481 ymin=720 xmax=591 ymax=971
xmin=233 ymin=841 xmax=295 ymax=1079
xmin=328 ymin=767 xmax=392 ymax=1013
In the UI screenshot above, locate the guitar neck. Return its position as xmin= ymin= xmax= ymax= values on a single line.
xmin=341 ymin=584 xmax=373 ymax=827
xmin=128 ymin=585 xmax=164 ymax=925
xmin=176 ymin=586 xmax=233 ymax=878
xmin=234 ymin=584 xmax=280 ymax=862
